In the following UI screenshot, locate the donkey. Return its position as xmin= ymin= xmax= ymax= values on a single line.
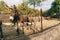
xmin=20 ymin=15 xmax=34 ymax=26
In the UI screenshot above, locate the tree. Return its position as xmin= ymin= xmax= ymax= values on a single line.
xmin=48 ymin=0 xmax=60 ymax=18
xmin=17 ymin=3 xmax=40 ymax=16
xmin=42 ymin=0 xmax=60 ymax=18
xmin=0 ymin=1 xmax=10 ymax=14
xmin=26 ymin=0 xmax=45 ymax=9
xmin=52 ymin=0 xmax=60 ymax=12
xmin=52 ymin=0 xmax=60 ymax=16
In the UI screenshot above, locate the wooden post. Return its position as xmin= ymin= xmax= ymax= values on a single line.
xmin=0 ymin=20 xmax=3 ymax=38
xmin=40 ymin=8 xmax=43 ymax=32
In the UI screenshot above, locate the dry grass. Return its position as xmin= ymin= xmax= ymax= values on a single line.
xmin=0 ymin=14 xmax=60 ymax=40
xmin=18 ymin=19 xmax=60 ymax=35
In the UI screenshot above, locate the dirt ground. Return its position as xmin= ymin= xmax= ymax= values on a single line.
xmin=0 ymin=14 xmax=60 ymax=40
xmin=0 ymin=14 xmax=59 ymax=35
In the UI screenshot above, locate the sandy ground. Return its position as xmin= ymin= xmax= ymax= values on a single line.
xmin=2 ymin=19 xmax=60 ymax=35
xmin=0 ymin=14 xmax=60 ymax=40
xmin=1 ymin=19 xmax=60 ymax=40
xmin=30 ymin=23 xmax=60 ymax=40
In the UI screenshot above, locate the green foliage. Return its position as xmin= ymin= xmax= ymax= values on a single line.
xmin=17 ymin=3 xmax=40 ymax=16
xmin=0 ymin=1 xmax=40 ymax=15
xmin=51 ymin=0 xmax=60 ymax=13
xmin=42 ymin=0 xmax=60 ymax=18
xmin=25 ymin=0 xmax=45 ymax=8
xmin=0 ymin=1 xmax=10 ymax=14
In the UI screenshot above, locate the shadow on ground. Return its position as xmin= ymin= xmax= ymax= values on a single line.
xmin=0 ymin=24 xmax=31 ymax=40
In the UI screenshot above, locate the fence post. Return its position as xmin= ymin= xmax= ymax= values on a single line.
xmin=40 ymin=8 xmax=43 ymax=32
xmin=0 ymin=20 xmax=3 ymax=38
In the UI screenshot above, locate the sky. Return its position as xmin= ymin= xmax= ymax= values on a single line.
xmin=29 ymin=0 xmax=54 ymax=11
xmin=2 ymin=0 xmax=55 ymax=11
